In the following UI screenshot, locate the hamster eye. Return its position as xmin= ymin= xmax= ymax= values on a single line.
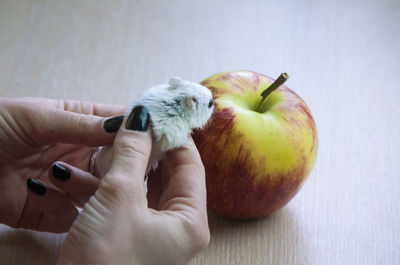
xmin=208 ymin=98 xmax=214 ymax=108
xmin=192 ymin=97 xmax=198 ymax=104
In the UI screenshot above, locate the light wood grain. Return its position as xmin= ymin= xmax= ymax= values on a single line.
xmin=1 ymin=0 xmax=399 ymax=264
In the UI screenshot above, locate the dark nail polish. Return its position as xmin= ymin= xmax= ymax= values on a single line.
xmin=27 ymin=178 xmax=46 ymax=195
xmin=52 ymin=163 xmax=71 ymax=181
xmin=104 ymin=115 xmax=124 ymax=133
xmin=126 ymin=106 xmax=149 ymax=131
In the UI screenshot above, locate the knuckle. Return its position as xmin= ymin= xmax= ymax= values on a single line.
xmin=99 ymin=174 xmax=128 ymax=195
xmin=72 ymin=114 xmax=95 ymax=131
xmin=181 ymin=212 xmax=210 ymax=254
xmin=115 ymin=134 xmax=151 ymax=160
xmin=98 ymin=173 xmax=145 ymax=205
xmin=190 ymin=224 xmax=210 ymax=253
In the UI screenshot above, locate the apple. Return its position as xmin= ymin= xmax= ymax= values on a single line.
xmin=192 ymin=71 xmax=318 ymax=219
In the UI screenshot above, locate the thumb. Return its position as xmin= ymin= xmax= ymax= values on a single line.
xmin=105 ymin=106 xmax=152 ymax=194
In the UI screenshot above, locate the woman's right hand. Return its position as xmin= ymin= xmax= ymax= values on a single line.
xmin=53 ymin=106 xmax=210 ymax=265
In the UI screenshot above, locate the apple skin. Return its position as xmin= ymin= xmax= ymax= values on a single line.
xmin=192 ymin=70 xmax=318 ymax=219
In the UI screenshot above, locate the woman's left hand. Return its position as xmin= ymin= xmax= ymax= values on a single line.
xmin=0 ymin=97 xmax=126 ymax=232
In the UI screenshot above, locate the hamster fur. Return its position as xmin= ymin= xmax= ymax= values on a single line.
xmin=94 ymin=77 xmax=214 ymax=178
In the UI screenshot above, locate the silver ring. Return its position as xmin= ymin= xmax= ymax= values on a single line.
xmin=88 ymin=148 xmax=99 ymax=175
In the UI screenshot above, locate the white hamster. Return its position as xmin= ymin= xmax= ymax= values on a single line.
xmin=94 ymin=77 xmax=214 ymax=178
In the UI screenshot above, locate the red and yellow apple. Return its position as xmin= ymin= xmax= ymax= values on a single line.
xmin=193 ymin=70 xmax=318 ymax=219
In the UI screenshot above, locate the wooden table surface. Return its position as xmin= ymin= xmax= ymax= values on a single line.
xmin=1 ymin=0 xmax=399 ymax=264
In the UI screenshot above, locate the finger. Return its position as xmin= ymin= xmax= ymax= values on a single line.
xmin=49 ymin=162 xmax=100 ymax=206
xmin=26 ymin=178 xmax=79 ymax=233
xmin=20 ymin=97 xmax=127 ymax=117
xmin=59 ymin=100 xmax=127 ymax=117
xmin=30 ymin=108 xmax=121 ymax=146
xmin=102 ymin=106 xmax=152 ymax=204
xmin=159 ymin=140 xmax=207 ymax=214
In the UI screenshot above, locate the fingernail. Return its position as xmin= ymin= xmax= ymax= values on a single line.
xmin=126 ymin=106 xmax=149 ymax=131
xmin=27 ymin=178 xmax=46 ymax=195
xmin=104 ymin=115 xmax=124 ymax=133
xmin=52 ymin=163 xmax=71 ymax=181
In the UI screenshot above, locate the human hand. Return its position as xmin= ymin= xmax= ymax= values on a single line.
xmin=56 ymin=106 xmax=210 ymax=265
xmin=0 ymin=97 xmax=126 ymax=232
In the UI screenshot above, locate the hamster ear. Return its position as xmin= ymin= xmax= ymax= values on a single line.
xmin=168 ymin=77 xmax=184 ymax=88
xmin=185 ymin=96 xmax=197 ymax=110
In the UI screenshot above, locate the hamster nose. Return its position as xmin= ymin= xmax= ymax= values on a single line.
xmin=208 ymin=98 xmax=214 ymax=108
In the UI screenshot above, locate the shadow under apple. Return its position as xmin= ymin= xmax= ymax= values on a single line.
xmin=189 ymin=207 xmax=309 ymax=265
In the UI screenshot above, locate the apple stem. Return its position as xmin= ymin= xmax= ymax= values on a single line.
xmin=256 ymin=73 xmax=289 ymax=112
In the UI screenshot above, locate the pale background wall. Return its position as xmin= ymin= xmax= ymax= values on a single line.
xmin=0 ymin=0 xmax=399 ymax=264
